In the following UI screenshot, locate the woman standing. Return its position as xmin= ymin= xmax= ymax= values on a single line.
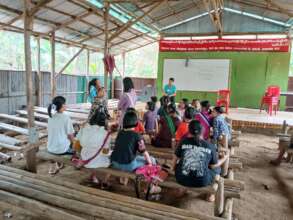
xmin=118 ymin=77 xmax=137 ymax=127
xmin=87 ymin=78 xmax=101 ymax=103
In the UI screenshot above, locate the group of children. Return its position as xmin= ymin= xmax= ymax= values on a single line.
xmin=46 ymin=78 xmax=231 ymax=199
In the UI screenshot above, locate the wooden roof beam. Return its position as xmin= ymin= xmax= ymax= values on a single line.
xmin=56 ymin=47 xmax=85 ymax=77
xmin=203 ymin=0 xmax=223 ymax=36
xmin=264 ymin=0 xmax=293 ymax=18
xmin=108 ymin=0 xmax=164 ymax=42
xmin=29 ymin=0 xmax=53 ymax=16
xmin=46 ymin=10 xmax=93 ymax=34
xmin=0 ymin=22 xmax=102 ymax=52
xmin=68 ymin=0 xmax=157 ymax=41
xmin=231 ymin=0 xmax=293 ymax=18
xmin=113 ymin=3 xmax=161 ymax=32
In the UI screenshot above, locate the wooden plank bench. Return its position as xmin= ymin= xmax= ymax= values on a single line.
xmin=16 ymin=110 xmax=84 ymax=125
xmin=0 ymin=134 xmax=23 ymax=146
xmin=0 ymin=165 xmax=223 ymax=220
xmin=0 ymin=114 xmax=47 ymax=128
xmin=0 ymin=122 xmax=47 ymax=138
xmin=37 ymin=149 xmax=244 ymax=218
xmin=34 ymin=107 xmax=88 ymax=120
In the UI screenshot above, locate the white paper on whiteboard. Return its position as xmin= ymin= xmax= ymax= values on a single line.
xmin=163 ymin=59 xmax=230 ymax=92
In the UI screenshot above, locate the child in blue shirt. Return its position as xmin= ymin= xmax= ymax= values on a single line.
xmin=211 ymin=106 xmax=231 ymax=143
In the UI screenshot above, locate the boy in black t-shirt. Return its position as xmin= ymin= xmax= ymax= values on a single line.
xmin=172 ymin=120 xmax=228 ymax=201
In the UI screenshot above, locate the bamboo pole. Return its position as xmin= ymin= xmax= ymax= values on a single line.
xmin=50 ymin=31 xmax=56 ymax=98
xmin=0 ymin=165 xmax=221 ymax=220
xmin=214 ymin=177 xmax=224 ymax=217
xmin=24 ymin=0 xmax=37 ymax=173
xmin=56 ymin=47 xmax=85 ymax=77
xmin=0 ymin=173 xmax=194 ymax=220
xmin=104 ymin=2 xmax=109 ymax=96
xmin=0 ymin=190 xmax=86 ymax=220
xmin=0 ymin=180 xmax=150 ymax=220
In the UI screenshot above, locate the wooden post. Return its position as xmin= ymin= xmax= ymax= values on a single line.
xmin=84 ymin=49 xmax=90 ymax=102
xmin=50 ymin=32 xmax=56 ymax=98
xmin=24 ymin=0 xmax=38 ymax=173
xmin=221 ymin=135 xmax=230 ymax=177
xmin=103 ymin=2 xmax=109 ymax=97
xmin=36 ymin=36 xmax=42 ymax=106
xmin=214 ymin=177 xmax=224 ymax=217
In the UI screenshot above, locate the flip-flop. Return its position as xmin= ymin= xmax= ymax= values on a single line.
xmin=48 ymin=162 xmax=59 ymax=175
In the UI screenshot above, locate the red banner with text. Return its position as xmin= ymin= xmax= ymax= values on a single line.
xmin=159 ymin=39 xmax=290 ymax=52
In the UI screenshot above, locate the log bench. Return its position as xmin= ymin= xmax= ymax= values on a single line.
xmin=16 ymin=110 xmax=84 ymax=125
xmin=0 ymin=165 xmax=224 ymax=220
xmin=0 ymin=114 xmax=47 ymax=128
xmin=34 ymin=107 xmax=88 ymax=120
xmin=0 ymin=122 xmax=47 ymax=138
xmin=36 ymin=149 xmax=244 ymax=218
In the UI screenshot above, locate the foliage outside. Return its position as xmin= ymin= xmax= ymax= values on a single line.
xmin=0 ymin=31 xmax=158 ymax=78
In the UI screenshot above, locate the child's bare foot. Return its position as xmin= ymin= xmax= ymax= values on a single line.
xmin=206 ymin=194 xmax=215 ymax=202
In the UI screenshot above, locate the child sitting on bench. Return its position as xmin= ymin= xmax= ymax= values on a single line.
xmin=211 ymin=106 xmax=231 ymax=144
xmin=195 ymin=100 xmax=212 ymax=141
xmin=172 ymin=120 xmax=228 ymax=201
xmin=175 ymin=106 xmax=194 ymax=143
xmin=47 ymin=96 xmax=75 ymax=174
xmin=152 ymin=103 xmax=181 ymax=148
xmin=111 ymin=111 xmax=156 ymax=173
xmin=143 ymin=101 xmax=158 ymax=136
xmin=177 ymin=98 xmax=189 ymax=120
xmin=75 ymin=109 xmax=111 ymax=187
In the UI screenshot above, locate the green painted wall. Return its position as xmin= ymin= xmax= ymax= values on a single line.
xmin=157 ymin=52 xmax=291 ymax=109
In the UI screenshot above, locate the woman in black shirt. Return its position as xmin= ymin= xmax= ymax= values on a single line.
xmin=172 ymin=120 xmax=228 ymax=188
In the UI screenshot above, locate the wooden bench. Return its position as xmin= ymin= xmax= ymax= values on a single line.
xmin=0 ymin=164 xmax=223 ymax=220
xmin=0 ymin=122 xmax=47 ymax=138
xmin=0 ymin=114 xmax=47 ymax=128
xmin=16 ymin=110 xmax=84 ymax=125
xmin=34 ymin=107 xmax=88 ymax=120
xmin=37 ymin=149 xmax=244 ymax=218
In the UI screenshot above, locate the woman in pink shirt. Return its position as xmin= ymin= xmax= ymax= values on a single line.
xmin=118 ymin=77 xmax=137 ymax=127
xmin=195 ymin=100 xmax=212 ymax=140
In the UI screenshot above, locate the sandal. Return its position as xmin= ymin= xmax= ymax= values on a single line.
xmin=48 ymin=162 xmax=60 ymax=175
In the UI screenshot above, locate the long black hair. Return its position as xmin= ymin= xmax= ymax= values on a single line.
xmin=147 ymin=101 xmax=155 ymax=112
xmin=88 ymin=78 xmax=98 ymax=94
xmin=184 ymin=106 xmax=194 ymax=120
xmin=123 ymin=77 xmax=134 ymax=93
xmin=47 ymin=96 xmax=66 ymax=118
xmin=123 ymin=111 xmax=138 ymax=129
xmin=89 ymin=109 xmax=106 ymax=127
xmin=188 ymin=120 xmax=202 ymax=145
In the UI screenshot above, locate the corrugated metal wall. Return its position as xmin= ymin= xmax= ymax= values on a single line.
xmin=0 ymin=70 xmax=90 ymax=114
xmin=0 ymin=70 xmax=155 ymax=114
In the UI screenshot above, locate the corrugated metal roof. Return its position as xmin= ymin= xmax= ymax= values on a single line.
xmin=0 ymin=0 xmax=292 ymax=55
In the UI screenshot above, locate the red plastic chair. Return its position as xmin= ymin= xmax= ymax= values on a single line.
xmin=216 ymin=89 xmax=231 ymax=113
xmin=259 ymin=86 xmax=280 ymax=116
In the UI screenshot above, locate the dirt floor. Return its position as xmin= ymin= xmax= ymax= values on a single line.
xmin=1 ymin=132 xmax=293 ymax=220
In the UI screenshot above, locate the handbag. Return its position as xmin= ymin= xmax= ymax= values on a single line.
xmin=71 ymin=132 xmax=111 ymax=169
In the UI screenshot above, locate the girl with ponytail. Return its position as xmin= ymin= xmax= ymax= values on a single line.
xmin=47 ymin=96 xmax=75 ymax=156
xmin=172 ymin=120 xmax=228 ymax=200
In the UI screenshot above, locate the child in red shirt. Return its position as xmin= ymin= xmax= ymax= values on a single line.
xmin=126 ymin=107 xmax=145 ymax=134
xmin=175 ymin=107 xmax=194 ymax=143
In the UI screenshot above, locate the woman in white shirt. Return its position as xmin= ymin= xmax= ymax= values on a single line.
xmin=47 ymin=96 xmax=75 ymax=174
xmin=76 ymin=109 xmax=111 ymax=187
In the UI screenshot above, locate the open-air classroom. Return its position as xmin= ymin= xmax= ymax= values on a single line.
xmin=0 ymin=1 xmax=292 ymax=220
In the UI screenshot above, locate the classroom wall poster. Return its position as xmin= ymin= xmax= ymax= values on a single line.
xmin=159 ymin=39 xmax=290 ymax=52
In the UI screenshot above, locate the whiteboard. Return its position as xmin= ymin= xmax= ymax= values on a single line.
xmin=163 ymin=59 xmax=230 ymax=92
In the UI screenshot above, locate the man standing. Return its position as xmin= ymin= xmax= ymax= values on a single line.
xmin=163 ymin=77 xmax=176 ymax=103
